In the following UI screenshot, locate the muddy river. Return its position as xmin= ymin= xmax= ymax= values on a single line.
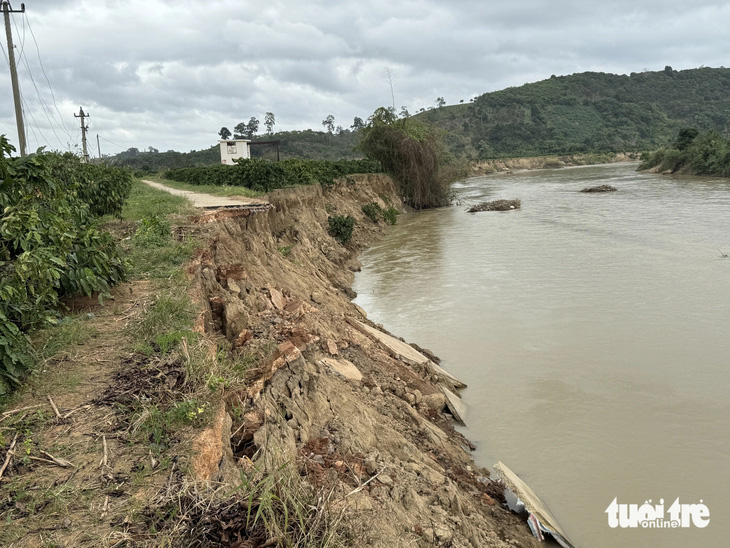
xmin=353 ymin=163 xmax=730 ymax=547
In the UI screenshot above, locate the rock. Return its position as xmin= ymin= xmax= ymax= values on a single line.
xmin=319 ymin=357 xmax=363 ymax=382
xmin=191 ymin=406 xmax=234 ymax=482
xmin=325 ymin=339 xmax=338 ymax=355
xmin=403 ymin=392 xmax=416 ymax=405
xmin=377 ymin=474 xmax=393 ymax=486
xmin=223 ymin=301 xmax=249 ymax=340
xmin=435 ymin=526 xmax=452 ymax=542
xmin=268 ymin=286 xmax=286 ymax=310
xmin=234 ymin=329 xmax=253 ymax=347
xmin=422 ymin=528 xmax=435 ymax=543
xmin=467 ymin=199 xmax=521 ymax=212
xmin=421 ymin=392 xmax=447 ymax=412
xmin=310 ymin=291 xmax=324 ymax=304
xmin=364 ymin=455 xmax=378 ymax=475
xmin=581 ymin=184 xmax=617 ymax=193
xmin=277 ymin=341 xmax=302 ymax=364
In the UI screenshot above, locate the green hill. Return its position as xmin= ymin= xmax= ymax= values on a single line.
xmin=417 ymin=66 xmax=730 ymax=158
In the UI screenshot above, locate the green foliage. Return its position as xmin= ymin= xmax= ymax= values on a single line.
xmin=0 ymin=136 xmax=127 ymax=393
xmin=163 ymin=158 xmax=382 ymax=193
xmin=416 ymin=67 xmax=730 ymax=158
xmin=382 ymin=206 xmax=399 ymax=225
xmin=327 ymin=215 xmax=355 ymax=244
xmin=361 ymin=202 xmax=382 ymax=223
xmin=133 ymin=215 xmax=171 ymax=247
xmin=71 ymin=162 xmax=133 ymax=217
xmin=639 ymin=129 xmax=730 ymax=176
xmin=360 ymin=107 xmax=467 ymax=209
xmin=361 ymin=202 xmax=399 ymax=225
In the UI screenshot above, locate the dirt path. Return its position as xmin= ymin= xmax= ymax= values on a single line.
xmin=141 ymin=179 xmax=269 ymax=209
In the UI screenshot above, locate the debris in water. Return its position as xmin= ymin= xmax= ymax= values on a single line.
xmin=580 ymin=185 xmax=617 ymax=193
xmin=467 ymin=199 xmax=521 ymax=212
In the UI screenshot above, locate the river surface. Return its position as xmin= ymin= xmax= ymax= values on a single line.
xmin=353 ymin=163 xmax=730 ymax=548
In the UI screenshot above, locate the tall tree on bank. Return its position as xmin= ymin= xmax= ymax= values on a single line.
xmin=233 ymin=122 xmax=248 ymax=139
xmin=322 ymin=115 xmax=335 ymax=145
xmin=247 ymin=117 xmax=260 ymax=138
xmin=360 ymin=106 xmax=467 ymax=209
xmin=219 ymin=127 xmax=232 ymax=140
xmin=351 ymin=117 xmax=365 ymax=131
xmin=265 ymin=112 xmax=276 ymax=135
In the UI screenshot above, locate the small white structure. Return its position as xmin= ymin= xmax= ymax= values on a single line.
xmin=219 ymin=139 xmax=251 ymax=164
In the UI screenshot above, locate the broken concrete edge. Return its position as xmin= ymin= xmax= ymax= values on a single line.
xmin=345 ymin=316 xmax=467 ymax=390
xmin=493 ymin=461 xmax=575 ymax=548
xmin=441 ymin=387 xmax=467 ymax=426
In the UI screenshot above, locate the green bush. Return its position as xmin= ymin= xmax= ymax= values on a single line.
xmin=361 ymin=202 xmax=382 ymax=223
xmin=327 ymin=215 xmax=355 ymax=244
xmin=0 ymin=136 xmax=127 ymax=393
xmin=163 ymin=158 xmax=382 ymax=192
xmin=133 ymin=215 xmax=172 ymax=247
xmin=382 ymin=206 xmax=400 ymax=225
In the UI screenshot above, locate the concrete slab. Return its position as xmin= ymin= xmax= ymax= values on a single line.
xmin=142 ymin=179 xmax=269 ymax=209
xmin=442 ymin=387 xmax=467 ymax=425
xmin=347 ymin=319 xmax=466 ymax=389
xmin=494 ymin=462 xmax=574 ymax=548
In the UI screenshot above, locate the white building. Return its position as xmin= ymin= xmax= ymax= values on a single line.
xmin=219 ymin=139 xmax=251 ymax=164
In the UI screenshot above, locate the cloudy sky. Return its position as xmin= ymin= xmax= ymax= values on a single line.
xmin=1 ymin=0 xmax=729 ymax=154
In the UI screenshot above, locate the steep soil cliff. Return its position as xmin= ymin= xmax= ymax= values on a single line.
xmin=190 ymin=175 xmax=540 ymax=547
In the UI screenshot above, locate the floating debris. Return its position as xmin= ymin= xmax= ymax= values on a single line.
xmin=467 ymin=199 xmax=521 ymax=212
xmin=580 ymin=185 xmax=617 ymax=193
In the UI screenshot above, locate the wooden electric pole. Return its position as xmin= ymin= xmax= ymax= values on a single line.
xmin=96 ymin=133 xmax=101 ymax=159
xmin=74 ymin=107 xmax=89 ymax=162
xmin=2 ymin=1 xmax=27 ymax=157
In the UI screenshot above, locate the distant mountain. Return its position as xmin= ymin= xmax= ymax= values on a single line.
xmin=110 ymin=67 xmax=730 ymax=170
xmin=416 ymin=66 xmax=730 ymax=158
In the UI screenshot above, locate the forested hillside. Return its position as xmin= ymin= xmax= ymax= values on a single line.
xmin=109 ymin=66 xmax=730 ymax=168
xmin=418 ymin=66 xmax=730 ymax=158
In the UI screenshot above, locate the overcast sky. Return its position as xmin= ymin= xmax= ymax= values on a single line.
xmin=1 ymin=0 xmax=729 ymax=154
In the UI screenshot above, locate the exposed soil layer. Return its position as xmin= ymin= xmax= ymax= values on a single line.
xmin=189 ymin=175 xmax=540 ymax=547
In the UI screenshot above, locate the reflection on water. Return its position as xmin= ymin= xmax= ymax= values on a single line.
xmin=353 ymin=164 xmax=730 ymax=548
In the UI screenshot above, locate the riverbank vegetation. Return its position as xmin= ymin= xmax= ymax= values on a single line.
xmin=163 ymin=158 xmax=382 ymax=193
xmin=638 ymin=129 xmax=730 ymax=176
xmin=0 ymin=137 xmax=132 ymax=394
xmin=360 ymin=107 xmax=468 ymax=209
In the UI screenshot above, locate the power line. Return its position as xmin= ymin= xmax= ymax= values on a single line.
xmin=23 ymin=11 xmax=73 ymax=140
xmin=98 ymin=135 xmax=128 ymax=151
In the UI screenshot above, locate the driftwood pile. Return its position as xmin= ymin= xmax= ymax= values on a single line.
xmin=467 ymin=199 xmax=521 ymax=212
xmin=580 ymin=185 xmax=617 ymax=193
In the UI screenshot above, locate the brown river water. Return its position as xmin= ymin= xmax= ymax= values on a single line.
xmin=352 ymin=163 xmax=730 ymax=548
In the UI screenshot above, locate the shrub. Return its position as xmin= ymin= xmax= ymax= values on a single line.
xmin=382 ymin=206 xmax=400 ymax=225
xmin=359 ymin=107 xmax=468 ymax=209
xmin=361 ymin=202 xmax=382 ymax=223
xmin=163 ymin=158 xmax=382 ymax=192
xmin=0 ymin=136 xmax=127 ymax=393
xmin=327 ymin=215 xmax=355 ymax=244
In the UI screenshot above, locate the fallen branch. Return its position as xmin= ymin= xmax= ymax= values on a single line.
xmin=99 ymin=435 xmax=108 ymax=467
xmin=345 ymin=472 xmax=381 ymax=497
xmin=47 ymin=396 xmax=62 ymax=419
xmin=0 ymin=433 xmax=19 ymax=480
xmin=41 ymin=451 xmax=74 ymax=468
xmin=1 ymin=404 xmax=45 ymax=419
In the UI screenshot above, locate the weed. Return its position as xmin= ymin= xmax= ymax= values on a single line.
xmin=361 ymin=202 xmax=382 ymax=223
xmin=327 ymin=215 xmax=355 ymax=244
xmin=128 ymin=292 xmax=195 ymax=346
xmin=382 ymin=205 xmax=400 ymax=225
xmin=278 ymin=244 xmax=295 ymax=257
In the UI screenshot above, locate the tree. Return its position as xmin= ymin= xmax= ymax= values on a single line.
xmin=219 ymin=127 xmax=232 ymax=140
xmin=399 ymin=106 xmax=410 ymax=118
xmin=233 ymin=122 xmax=248 ymax=139
xmin=436 ymin=97 xmax=446 ymax=108
xmin=675 ymin=128 xmax=699 ymax=151
xmin=247 ymin=117 xmax=260 ymax=138
xmin=322 ymin=114 xmax=335 ymax=134
xmin=264 ymin=112 xmax=275 ymax=134
xmin=351 ymin=116 xmax=365 ymax=131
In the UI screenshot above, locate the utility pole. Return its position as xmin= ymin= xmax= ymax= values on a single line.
xmin=74 ymin=107 xmax=89 ymax=162
xmin=3 ymin=1 xmax=27 ymax=157
xmin=96 ymin=133 xmax=101 ymax=159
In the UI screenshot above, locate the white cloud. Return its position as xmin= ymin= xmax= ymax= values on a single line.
xmin=1 ymin=0 xmax=728 ymax=152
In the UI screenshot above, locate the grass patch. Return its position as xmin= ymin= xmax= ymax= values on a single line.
xmin=31 ymin=314 xmax=99 ymax=361
xmin=128 ymin=291 xmax=196 ymax=347
xmin=122 ymin=179 xmax=195 ymax=221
